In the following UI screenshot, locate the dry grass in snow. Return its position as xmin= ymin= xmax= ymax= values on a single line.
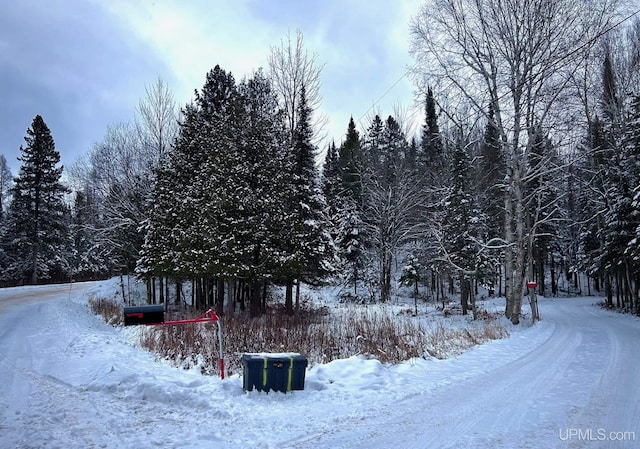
xmin=89 ymin=296 xmax=510 ymax=377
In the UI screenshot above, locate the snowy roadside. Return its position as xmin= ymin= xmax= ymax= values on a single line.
xmin=89 ymin=277 xmax=520 ymax=374
xmin=5 ymin=279 xmax=636 ymax=449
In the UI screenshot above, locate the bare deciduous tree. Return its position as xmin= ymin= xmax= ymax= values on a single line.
xmin=69 ymin=79 xmax=179 ymax=283
xmin=410 ymin=0 xmax=624 ymax=323
xmin=135 ymin=77 xmax=178 ymax=161
xmin=268 ymin=29 xmax=327 ymax=144
xmin=0 ymin=155 xmax=12 ymax=219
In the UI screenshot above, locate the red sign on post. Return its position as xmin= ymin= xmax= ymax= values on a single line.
xmin=526 ymin=282 xmax=537 ymax=289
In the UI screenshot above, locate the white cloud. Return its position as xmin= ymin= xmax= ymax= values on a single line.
xmin=99 ymin=1 xmax=278 ymax=101
xmin=98 ymin=0 xmax=424 ymax=148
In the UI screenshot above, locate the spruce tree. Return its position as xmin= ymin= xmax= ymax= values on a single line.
xmin=479 ymin=104 xmax=506 ymax=239
xmin=361 ymin=115 xmax=417 ymax=302
xmin=332 ymin=118 xmax=366 ymax=298
xmin=442 ymin=135 xmax=488 ymax=316
xmin=281 ymin=84 xmax=333 ymax=313
xmin=322 ymin=141 xmax=341 ymax=218
xmin=236 ymin=70 xmax=291 ymax=316
xmin=421 ymin=87 xmax=444 ymax=174
xmin=478 ymin=104 xmax=506 ymax=294
xmin=338 ymin=116 xmax=363 ymax=204
xmin=138 ymin=65 xmax=243 ymax=309
xmin=140 ymin=66 xmax=292 ymax=315
xmin=379 ymin=115 xmax=407 ymax=185
xmin=362 ymin=115 xmax=385 ymax=175
xmin=3 ymin=115 xmax=68 ymax=284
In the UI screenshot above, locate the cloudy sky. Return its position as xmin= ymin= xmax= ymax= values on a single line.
xmin=0 ymin=0 xmax=423 ymax=174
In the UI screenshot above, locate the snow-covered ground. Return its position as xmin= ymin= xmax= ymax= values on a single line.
xmin=1 ymin=279 xmax=638 ymax=449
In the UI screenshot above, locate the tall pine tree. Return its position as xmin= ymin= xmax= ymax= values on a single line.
xmin=3 ymin=115 xmax=68 ymax=284
xmin=281 ymin=84 xmax=333 ymax=314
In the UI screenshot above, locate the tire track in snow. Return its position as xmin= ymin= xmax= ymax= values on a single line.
xmin=285 ymin=298 xmax=639 ymax=449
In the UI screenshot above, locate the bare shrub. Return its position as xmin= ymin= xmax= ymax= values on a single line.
xmin=86 ymin=292 xmax=509 ymax=377
xmin=134 ymin=304 xmax=508 ymax=377
xmin=88 ymin=297 xmax=123 ymax=326
xmin=424 ymin=320 xmax=509 ymax=359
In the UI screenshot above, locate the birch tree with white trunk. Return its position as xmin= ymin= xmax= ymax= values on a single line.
xmin=410 ymin=0 xmax=624 ymax=323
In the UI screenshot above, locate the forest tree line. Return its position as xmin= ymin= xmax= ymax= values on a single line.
xmin=1 ymin=2 xmax=640 ymax=322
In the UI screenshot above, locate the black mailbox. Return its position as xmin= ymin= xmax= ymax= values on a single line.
xmin=123 ymin=304 xmax=165 ymax=326
xmin=242 ymin=353 xmax=308 ymax=393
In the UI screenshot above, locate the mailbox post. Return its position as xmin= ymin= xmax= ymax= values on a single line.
xmin=124 ymin=306 xmax=225 ymax=380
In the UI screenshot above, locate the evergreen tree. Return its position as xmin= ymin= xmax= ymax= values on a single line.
xmin=442 ymin=134 xmax=488 ymax=316
xmin=138 ymin=65 xmax=243 ymax=309
xmin=477 ymin=104 xmax=506 ymax=294
xmin=478 ymin=103 xmax=506 ymax=240
xmin=362 ymin=115 xmax=385 ymax=175
xmin=379 ymin=115 xmax=407 ymax=185
xmin=526 ymin=126 xmax=560 ymax=297
xmin=236 ymin=70 xmax=291 ymax=316
xmin=331 ymin=118 xmax=366 ymax=298
xmin=322 ymin=141 xmax=341 ymax=218
xmin=336 ymin=198 xmax=364 ymax=298
xmin=361 ymin=115 xmax=418 ymax=302
xmin=421 ymin=87 xmax=444 ymax=174
xmin=578 ymin=116 xmax=608 ymax=290
xmin=140 ymin=66 xmax=294 ymax=315
xmin=406 ymin=137 xmax=419 ymax=174
xmin=281 ymin=84 xmax=334 ymax=313
xmin=338 ymin=116 xmax=363 ymax=203
xmin=2 ymin=115 xmax=68 ymax=284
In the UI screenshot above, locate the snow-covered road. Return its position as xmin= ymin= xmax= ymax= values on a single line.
xmin=0 ymin=280 xmax=638 ymax=448
xmin=295 ymin=299 xmax=640 ymax=449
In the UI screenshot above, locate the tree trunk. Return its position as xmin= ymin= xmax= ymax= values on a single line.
xmin=616 ymin=273 xmax=621 ymax=308
xmin=146 ymin=278 xmax=152 ymax=304
xmin=380 ymin=250 xmax=392 ymax=302
xmin=504 ymin=181 xmax=514 ymax=318
xmin=498 ymin=263 xmax=502 ymax=297
xmin=511 ymin=171 xmax=526 ymax=325
xmin=31 ymin=245 xmax=39 ymax=284
xmin=262 ymin=282 xmax=268 ymax=314
xmin=175 ymin=279 xmax=182 ymax=306
xmin=238 ymin=279 xmax=246 ymax=312
xmin=414 ymin=278 xmax=419 ymax=316
xmin=460 ymin=275 xmax=469 ymax=316
xmin=470 ymin=277 xmax=477 ymax=320
xmin=538 ymin=255 xmax=546 ymax=297
xmin=226 ymin=278 xmax=236 ymax=315
xmin=353 ymin=264 xmax=359 ymax=298
xmin=216 ymin=278 xmax=225 ymax=316
xmin=249 ymin=282 xmax=261 ymax=318
xmin=285 ymin=278 xmax=294 ymax=315
xmin=163 ymin=277 xmax=168 ymax=310
xmin=526 ymin=219 xmax=539 ymax=322
xmin=550 ymin=255 xmax=558 ymax=297
xmin=120 ymin=274 xmax=127 ymax=304
xmin=195 ymin=278 xmax=203 ymax=310
xmin=190 ymin=279 xmax=195 ymax=308
xmin=605 ymin=275 xmax=613 ymax=307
